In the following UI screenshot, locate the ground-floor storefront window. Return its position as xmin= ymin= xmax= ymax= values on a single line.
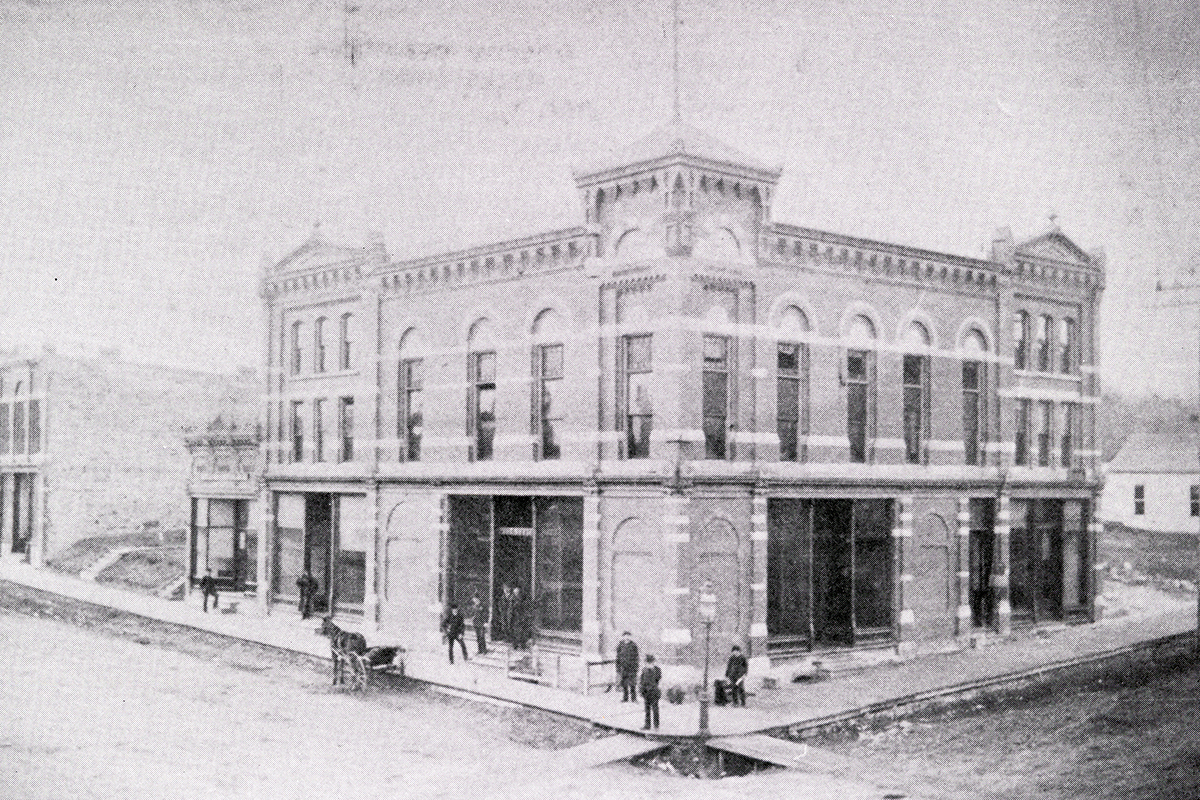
xmin=6 ymin=473 xmax=35 ymax=556
xmin=190 ymin=498 xmax=255 ymax=590
xmin=1009 ymin=498 xmax=1090 ymax=624
xmin=767 ymin=498 xmax=894 ymax=650
xmin=447 ymin=495 xmax=583 ymax=647
xmin=271 ymin=492 xmax=366 ymax=616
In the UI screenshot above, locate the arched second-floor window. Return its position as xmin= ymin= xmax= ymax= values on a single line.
xmin=532 ymin=309 xmax=564 ymax=460
xmin=776 ymin=305 xmax=809 ymax=463
xmin=467 ymin=319 xmax=496 ymax=462
xmin=290 ymin=320 xmax=303 ymax=375
xmin=902 ymin=321 xmax=931 ymax=465
xmin=398 ymin=329 xmax=423 ymax=462
xmin=961 ymin=329 xmax=988 ymax=466
xmin=844 ymin=314 xmax=876 ymax=464
xmin=339 ymin=313 xmax=354 ymax=370
xmin=314 ymin=317 xmax=327 ymax=373
xmin=1013 ymin=310 xmax=1029 ymax=370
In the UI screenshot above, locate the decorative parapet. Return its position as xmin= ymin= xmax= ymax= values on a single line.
xmin=377 ymin=227 xmax=594 ymax=295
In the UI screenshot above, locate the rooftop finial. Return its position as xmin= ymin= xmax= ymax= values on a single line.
xmin=672 ymin=0 xmax=681 ymax=123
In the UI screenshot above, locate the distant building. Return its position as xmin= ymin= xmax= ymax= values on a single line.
xmin=0 ymin=346 xmax=256 ymax=566
xmin=185 ymin=416 xmax=262 ymax=597
xmin=1103 ymin=433 xmax=1200 ymax=535
xmin=253 ymin=122 xmax=1105 ymax=683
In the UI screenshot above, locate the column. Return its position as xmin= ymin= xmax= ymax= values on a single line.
xmin=364 ymin=480 xmax=379 ymax=635
xmin=955 ymin=497 xmax=972 ymax=640
xmin=581 ymin=490 xmax=602 ymax=658
xmin=1089 ymin=509 xmax=1104 ymax=621
xmin=257 ymin=486 xmax=272 ymax=613
xmin=660 ymin=492 xmax=692 ymax=663
xmin=29 ymin=472 xmax=46 ymax=567
xmin=748 ymin=490 xmax=769 ymax=670
xmin=895 ymin=496 xmax=915 ymax=650
xmin=0 ymin=473 xmax=12 ymax=557
xmin=994 ymin=493 xmax=1012 ymax=636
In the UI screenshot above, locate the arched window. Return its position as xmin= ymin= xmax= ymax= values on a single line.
xmin=339 ymin=313 xmax=353 ymax=370
xmin=776 ymin=306 xmax=809 ymax=462
xmin=844 ymin=315 xmax=876 ymax=463
xmin=1058 ymin=318 xmax=1074 ymax=374
xmin=961 ymin=329 xmax=988 ymax=465
xmin=398 ymin=329 xmax=423 ymax=462
xmin=902 ymin=321 xmax=930 ymax=465
xmin=314 ymin=317 xmax=327 ymax=373
xmin=467 ymin=319 xmax=496 ymax=462
xmin=532 ymin=310 xmax=564 ymax=460
xmin=1013 ymin=311 xmax=1029 ymax=370
xmin=290 ymin=320 xmax=303 ymax=375
xmin=1036 ymin=314 xmax=1051 ymax=372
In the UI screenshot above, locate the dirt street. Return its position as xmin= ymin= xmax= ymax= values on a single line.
xmin=0 ymin=585 xmax=902 ymax=800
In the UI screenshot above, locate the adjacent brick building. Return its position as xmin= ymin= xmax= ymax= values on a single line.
xmin=256 ymin=123 xmax=1105 ymax=683
xmin=0 ymin=346 xmax=256 ymax=566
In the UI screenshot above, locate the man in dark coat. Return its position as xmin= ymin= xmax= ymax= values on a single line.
xmin=639 ymin=654 xmax=662 ymax=730
xmin=509 ymin=585 xmax=529 ymax=650
xmin=198 ymin=569 xmax=218 ymax=613
xmin=724 ymin=644 xmax=749 ymax=707
xmin=441 ymin=603 xmax=468 ymax=663
xmin=615 ymin=631 xmax=639 ymax=702
xmin=296 ymin=570 xmax=318 ymax=620
xmin=497 ymin=583 xmax=513 ymax=644
xmin=468 ymin=592 xmax=488 ymax=656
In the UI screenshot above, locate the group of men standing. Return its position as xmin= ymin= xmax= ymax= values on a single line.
xmin=615 ymin=632 xmax=749 ymax=731
xmin=441 ymin=583 xmax=532 ymax=664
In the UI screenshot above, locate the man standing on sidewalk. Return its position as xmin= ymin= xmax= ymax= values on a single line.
xmin=724 ymin=644 xmax=748 ymax=707
xmin=639 ymin=654 xmax=661 ymax=730
xmin=615 ymin=631 xmax=639 ymax=702
xmin=198 ymin=569 xmax=218 ymax=613
xmin=468 ymin=591 xmax=488 ymax=656
xmin=441 ymin=603 xmax=468 ymax=664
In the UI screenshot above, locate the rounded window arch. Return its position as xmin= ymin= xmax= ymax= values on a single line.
xmin=845 ymin=314 xmax=876 ymax=344
xmin=398 ymin=327 xmax=424 ymax=357
xmin=961 ymin=328 xmax=988 ymax=355
xmin=532 ymin=308 xmax=564 ymax=342
xmin=777 ymin=305 xmax=809 ymax=334
xmin=903 ymin=320 xmax=931 ymax=350
xmin=704 ymin=305 xmax=730 ymax=326
xmin=468 ymin=318 xmax=495 ymax=349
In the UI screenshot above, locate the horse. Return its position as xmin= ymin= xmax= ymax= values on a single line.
xmin=318 ymin=616 xmax=367 ymax=686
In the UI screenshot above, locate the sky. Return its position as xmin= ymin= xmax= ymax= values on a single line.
xmin=1 ymin=0 xmax=1198 ymax=396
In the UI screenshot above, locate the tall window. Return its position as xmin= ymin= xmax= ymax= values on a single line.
xmin=1037 ymin=400 xmax=1053 ymax=466
xmin=1190 ymin=486 xmax=1198 ymax=517
xmin=962 ymin=329 xmax=987 ymax=466
xmin=0 ymin=401 xmax=9 ymax=455
xmin=845 ymin=315 xmax=875 ymax=463
xmin=1015 ymin=398 xmax=1031 ymax=466
xmin=622 ymin=334 xmax=653 ymax=459
xmin=902 ymin=321 xmax=930 ymax=465
xmin=1013 ymin=311 xmax=1029 ymax=370
xmin=776 ymin=306 xmax=809 ymax=463
xmin=535 ymin=344 xmax=563 ymax=460
xmin=290 ymin=400 xmax=304 ymax=462
xmin=400 ymin=358 xmax=422 ymax=461
xmin=290 ymin=321 xmax=303 ymax=375
xmin=469 ymin=352 xmax=496 ymax=461
xmin=313 ymin=398 xmax=326 ymax=462
xmin=1134 ymin=485 xmax=1145 ymax=516
xmin=13 ymin=398 xmax=26 ymax=455
xmin=703 ymin=335 xmax=730 ymax=459
xmin=1058 ymin=318 xmax=1074 ymax=374
xmin=339 ymin=313 xmax=353 ymax=370
xmin=314 ymin=317 xmax=327 ymax=373
xmin=1059 ymin=403 xmax=1074 ymax=468
xmin=1036 ymin=314 xmax=1051 ymax=371
xmin=338 ymin=396 xmax=354 ymax=462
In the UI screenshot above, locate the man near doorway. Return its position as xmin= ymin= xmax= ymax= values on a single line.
xmin=441 ymin=603 xmax=469 ymax=663
xmin=297 ymin=570 xmax=318 ymax=620
xmin=468 ymin=591 xmax=488 ymax=656
xmin=724 ymin=644 xmax=748 ymax=707
xmin=498 ymin=582 xmax=514 ymax=645
xmin=639 ymin=654 xmax=661 ymax=730
xmin=509 ymin=585 xmax=529 ymax=650
xmin=615 ymin=631 xmax=639 ymax=702
xmin=199 ymin=569 xmax=218 ymax=613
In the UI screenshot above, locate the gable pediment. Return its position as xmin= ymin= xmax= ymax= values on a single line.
xmin=1015 ymin=231 xmax=1090 ymax=264
xmin=273 ymin=239 xmax=369 ymax=275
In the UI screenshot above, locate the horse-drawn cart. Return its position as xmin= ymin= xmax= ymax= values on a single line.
xmin=320 ymin=617 xmax=405 ymax=692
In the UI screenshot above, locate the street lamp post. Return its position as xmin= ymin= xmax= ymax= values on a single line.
xmin=697 ymin=581 xmax=717 ymax=738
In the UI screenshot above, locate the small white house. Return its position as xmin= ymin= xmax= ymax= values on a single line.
xmin=1103 ymin=433 xmax=1200 ymax=534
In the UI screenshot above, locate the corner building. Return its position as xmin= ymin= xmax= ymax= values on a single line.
xmin=259 ymin=124 xmax=1104 ymax=684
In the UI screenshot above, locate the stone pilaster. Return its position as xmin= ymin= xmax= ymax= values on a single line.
xmin=896 ymin=496 xmax=915 ymax=646
xmin=994 ymin=493 xmax=1012 ymax=636
xmin=748 ymin=491 xmax=769 ymax=666
xmin=660 ymin=492 xmax=692 ymax=663
xmin=955 ymin=497 xmax=972 ymax=640
xmin=582 ymin=490 xmax=602 ymax=658
xmin=0 ymin=474 xmax=11 ymax=556
xmin=364 ymin=480 xmax=379 ymax=634
xmin=257 ymin=488 xmax=272 ymax=612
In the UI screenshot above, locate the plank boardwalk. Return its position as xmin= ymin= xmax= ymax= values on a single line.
xmin=707 ymin=733 xmax=854 ymax=772
xmin=556 ymin=733 xmax=666 ymax=769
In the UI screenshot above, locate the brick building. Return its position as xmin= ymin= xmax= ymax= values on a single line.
xmin=256 ymin=123 xmax=1104 ymax=683
xmin=0 ymin=346 xmax=255 ymax=566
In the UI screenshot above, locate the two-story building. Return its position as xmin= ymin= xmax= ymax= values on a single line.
xmin=254 ymin=123 xmax=1104 ymax=684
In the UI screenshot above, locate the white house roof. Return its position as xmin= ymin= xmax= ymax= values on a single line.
xmin=1107 ymin=432 xmax=1200 ymax=474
